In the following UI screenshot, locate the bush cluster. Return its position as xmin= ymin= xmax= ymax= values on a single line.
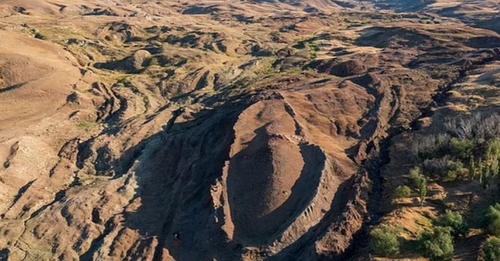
xmin=436 ymin=210 xmax=468 ymax=237
xmin=419 ymin=226 xmax=454 ymax=260
xmin=393 ymin=185 xmax=412 ymax=199
xmin=370 ymin=225 xmax=400 ymax=257
xmin=481 ymin=236 xmax=500 ymax=261
xmin=485 ymin=203 xmax=500 ymax=237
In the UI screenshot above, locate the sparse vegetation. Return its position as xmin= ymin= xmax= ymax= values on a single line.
xmin=307 ymin=42 xmax=320 ymax=60
xmin=393 ymin=185 xmax=412 ymax=199
xmin=76 ymin=121 xmax=99 ymax=132
xmin=409 ymin=114 xmax=500 ymax=186
xmin=254 ymin=59 xmax=277 ymax=77
xmin=401 ymin=114 xmax=500 ymax=259
xmin=370 ymin=225 xmax=401 ymax=257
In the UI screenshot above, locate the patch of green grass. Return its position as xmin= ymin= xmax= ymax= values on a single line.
xmin=307 ymin=42 xmax=320 ymax=60
xmin=253 ymin=59 xmax=277 ymax=77
xmin=76 ymin=121 xmax=99 ymax=132
xmin=34 ymin=26 xmax=89 ymax=45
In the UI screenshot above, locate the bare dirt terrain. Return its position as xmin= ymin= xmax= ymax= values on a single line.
xmin=0 ymin=1 xmax=498 ymax=260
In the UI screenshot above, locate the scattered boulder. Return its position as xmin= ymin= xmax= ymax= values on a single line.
xmin=126 ymin=50 xmax=152 ymax=72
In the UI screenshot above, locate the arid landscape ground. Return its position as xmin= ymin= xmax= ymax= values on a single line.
xmin=0 ymin=0 xmax=499 ymax=260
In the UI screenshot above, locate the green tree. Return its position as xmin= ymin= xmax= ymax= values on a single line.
xmin=469 ymin=156 xmax=477 ymax=180
xmin=409 ymin=167 xmax=427 ymax=205
xmin=481 ymin=236 xmax=500 ymax=261
xmin=420 ymin=226 xmax=454 ymax=260
xmin=436 ymin=210 xmax=468 ymax=237
xmin=485 ymin=139 xmax=500 ymax=182
xmin=485 ymin=203 xmax=500 ymax=236
xmin=370 ymin=225 xmax=400 ymax=257
xmin=478 ymin=160 xmax=487 ymax=185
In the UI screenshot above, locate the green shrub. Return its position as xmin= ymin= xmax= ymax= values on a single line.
xmin=370 ymin=225 xmax=400 ymax=257
xmin=147 ymin=57 xmax=160 ymax=67
xmin=449 ymin=138 xmax=474 ymax=161
xmin=444 ymin=161 xmax=468 ymax=182
xmin=393 ymin=185 xmax=412 ymax=199
xmin=481 ymin=236 xmax=500 ymax=261
xmin=485 ymin=203 xmax=500 ymax=236
xmin=485 ymin=139 xmax=500 ymax=178
xmin=307 ymin=43 xmax=320 ymax=60
xmin=420 ymin=226 xmax=454 ymax=260
xmin=34 ymin=32 xmax=48 ymax=40
xmin=471 ymin=139 xmax=500 ymax=187
xmin=436 ymin=210 xmax=468 ymax=237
